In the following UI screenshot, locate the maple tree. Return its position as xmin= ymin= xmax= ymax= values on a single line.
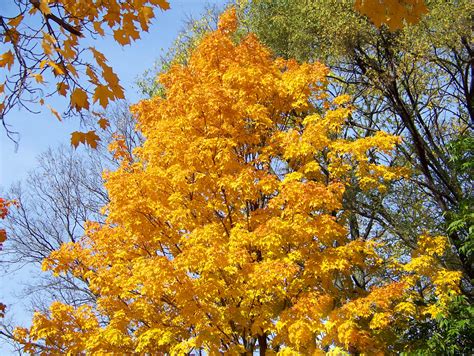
xmin=0 ymin=0 xmax=169 ymax=146
xmin=12 ymin=9 xmax=462 ymax=354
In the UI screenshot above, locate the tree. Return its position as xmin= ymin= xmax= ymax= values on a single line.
xmin=136 ymin=3 xmax=223 ymax=99
xmin=242 ymin=0 xmax=473 ymax=350
xmin=13 ymin=9 xmax=462 ymax=354
xmin=244 ymin=0 xmax=473 ymax=284
xmin=0 ymin=0 xmax=169 ymax=144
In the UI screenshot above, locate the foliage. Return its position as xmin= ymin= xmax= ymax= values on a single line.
xmin=242 ymin=1 xmax=474 ymax=351
xmin=11 ymin=9 xmax=463 ymax=354
xmin=0 ymin=0 xmax=169 ymax=145
xmin=135 ymin=4 xmax=223 ymax=99
xmin=354 ymin=0 xmax=428 ymax=31
xmin=243 ymin=0 xmax=474 ymax=280
xmin=405 ymin=295 xmax=474 ymax=355
xmin=0 ymin=198 xmax=16 ymax=320
xmin=446 ymin=134 xmax=474 ymax=263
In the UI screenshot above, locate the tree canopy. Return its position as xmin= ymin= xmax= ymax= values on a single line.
xmin=10 ymin=9 xmax=464 ymax=354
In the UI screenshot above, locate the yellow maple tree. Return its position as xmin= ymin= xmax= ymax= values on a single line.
xmin=14 ymin=8 xmax=461 ymax=354
xmin=0 ymin=0 xmax=169 ymax=146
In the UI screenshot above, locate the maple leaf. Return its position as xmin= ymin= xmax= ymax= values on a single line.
xmin=71 ymin=130 xmax=100 ymax=149
xmin=84 ymin=130 xmax=100 ymax=148
xmin=32 ymin=73 xmax=44 ymax=83
xmin=97 ymin=118 xmax=109 ymax=130
xmin=93 ymin=21 xmax=105 ymax=36
xmin=93 ymin=85 xmax=114 ymax=108
xmin=57 ymin=82 xmax=68 ymax=96
xmin=151 ymin=0 xmax=170 ymax=10
xmin=70 ymin=88 xmax=89 ymax=111
xmin=0 ymin=51 xmax=14 ymax=70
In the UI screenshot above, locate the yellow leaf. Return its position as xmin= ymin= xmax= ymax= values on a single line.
xmin=70 ymin=88 xmax=89 ymax=111
xmin=113 ymin=29 xmax=130 ymax=45
xmin=47 ymin=105 xmax=61 ymax=121
xmin=90 ymin=47 xmax=107 ymax=66
xmin=0 ymin=51 xmax=14 ymax=70
xmin=8 ymin=15 xmax=23 ymax=28
xmin=38 ymin=0 xmax=51 ymax=15
xmin=48 ymin=61 xmax=65 ymax=75
xmin=32 ymin=73 xmax=44 ymax=83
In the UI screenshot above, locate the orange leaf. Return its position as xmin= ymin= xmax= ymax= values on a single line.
xmin=93 ymin=85 xmax=114 ymax=108
xmin=0 ymin=51 xmax=14 ymax=70
xmin=71 ymin=130 xmax=100 ymax=149
xmin=0 ymin=229 xmax=6 ymax=243
xmin=8 ymin=15 xmax=23 ymax=28
xmin=57 ymin=82 xmax=69 ymax=96
xmin=70 ymin=88 xmax=89 ymax=111
xmin=97 ymin=118 xmax=109 ymax=130
xmin=151 ymin=0 xmax=170 ymax=10
xmin=93 ymin=21 xmax=105 ymax=36
xmin=48 ymin=105 xmax=61 ymax=121
xmin=84 ymin=130 xmax=100 ymax=149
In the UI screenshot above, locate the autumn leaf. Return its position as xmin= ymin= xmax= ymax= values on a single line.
xmin=97 ymin=118 xmax=109 ymax=130
xmin=32 ymin=73 xmax=44 ymax=84
xmin=0 ymin=51 xmax=14 ymax=70
xmin=70 ymin=88 xmax=89 ymax=111
xmin=151 ymin=0 xmax=170 ymax=10
xmin=38 ymin=0 xmax=52 ymax=15
xmin=8 ymin=15 xmax=23 ymax=27
xmin=84 ymin=130 xmax=100 ymax=148
xmin=47 ymin=105 xmax=61 ymax=121
xmin=93 ymin=21 xmax=105 ymax=36
xmin=57 ymin=82 xmax=68 ymax=96
xmin=71 ymin=130 xmax=100 ymax=149
xmin=93 ymin=85 xmax=114 ymax=108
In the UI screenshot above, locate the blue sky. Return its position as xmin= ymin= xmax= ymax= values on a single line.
xmin=0 ymin=1 xmax=227 ymax=353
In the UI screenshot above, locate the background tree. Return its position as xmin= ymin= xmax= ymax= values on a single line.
xmin=242 ymin=0 xmax=473 ymax=351
xmin=13 ymin=10 xmax=462 ymax=354
xmin=0 ymin=100 xmax=142 ymax=351
xmin=0 ymin=0 xmax=169 ymax=144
